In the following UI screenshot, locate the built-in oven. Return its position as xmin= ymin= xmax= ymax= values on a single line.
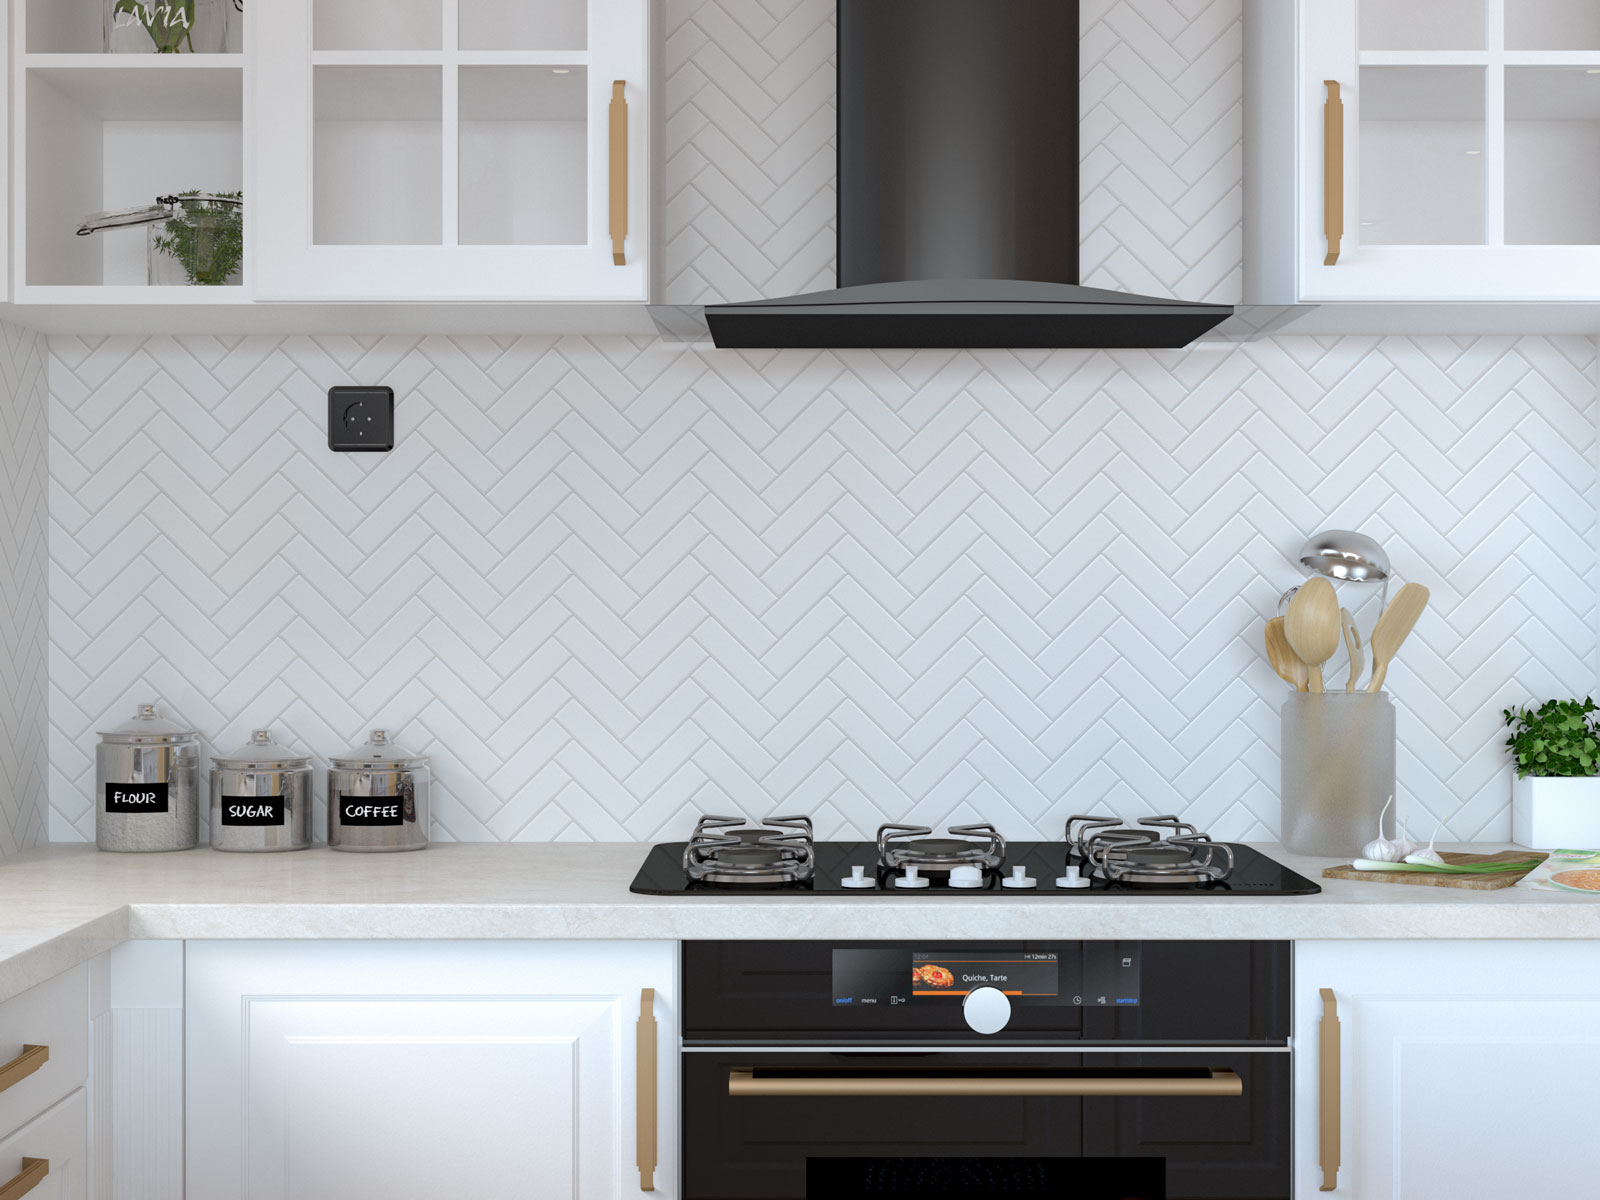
xmin=682 ymin=941 xmax=1291 ymax=1199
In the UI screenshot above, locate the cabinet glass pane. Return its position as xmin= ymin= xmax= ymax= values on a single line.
xmin=460 ymin=67 xmax=587 ymax=246
xmin=315 ymin=67 xmax=442 ymax=245
xmin=459 ymin=0 xmax=586 ymax=51
xmin=1507 ymin=0 xmax=1600 ymax=50
xmin=1359 ymin=67 xmax=1484 ymax=245
xmin=1506 ymin=68 xmax=1600 ymax=245
xmin=1359 ymin=0 xmax=1484 ymax=50
xmin=316 ymin=0 xmax=440 ymax=51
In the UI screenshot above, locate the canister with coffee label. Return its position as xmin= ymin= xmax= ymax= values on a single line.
xmin=209 ymin=729 xmax=313 ymax=852
xmin=326 ymin=729 xmax=430 ymax=852
xmin=96 ymin=703 xmax=200 ymax=852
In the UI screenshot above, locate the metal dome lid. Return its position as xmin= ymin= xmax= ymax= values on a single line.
xmin=98 ymin=703 xmax=199 ymax=745
xmin=212 ymin=729 xmax=311 ymax=771
xmin=329 ymin=729 xmax=429 ymax=771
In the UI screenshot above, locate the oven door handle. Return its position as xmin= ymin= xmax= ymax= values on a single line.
xmin=727 ymin=1068 xmax=1242 ymax=1098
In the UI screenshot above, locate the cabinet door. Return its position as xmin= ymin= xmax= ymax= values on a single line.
xmin=253 ymin=0 xmax=648 ymax=300
xmin=1296 ymin=940 xmax=1600 ymax=1198
xmin=186 ymin=940 xmax=677 ymax=1200
xmin=0 ymin=1090 xmax=88 ymax=1200
xmin=1294 ymin=0 xmax=1600 ymax=301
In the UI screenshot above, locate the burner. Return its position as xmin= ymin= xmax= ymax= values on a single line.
xmin=877 ymin=823 xmax=1006 ymax=873
xmin=683 ymin=815 xmax=815 ymax=884
xmin=1066 ymin=814 xmax=1236 ymax=885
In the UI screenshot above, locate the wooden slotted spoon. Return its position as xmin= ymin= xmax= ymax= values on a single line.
xmin=1341 ymin=607 xmax=1363 ymax=692
xmin=1284 ymin=577 xmax=1341 ymax=693
xmin=1366 ymin=582 xmax=1430 ymax=693
xmin=1265 ymin=617 xmax=1309 ymax=691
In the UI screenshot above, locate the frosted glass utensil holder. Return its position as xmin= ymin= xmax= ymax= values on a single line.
xmin=1281 ymin=692 xmax=1396 ymax=856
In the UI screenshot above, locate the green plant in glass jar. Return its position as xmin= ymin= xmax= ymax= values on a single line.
xmin=149 ymin=192 xmax=243 ymax=286
xmin=107 ymin=0 xmax=227 ymax=54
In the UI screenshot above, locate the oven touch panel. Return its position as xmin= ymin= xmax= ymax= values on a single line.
xmin=831 ymin=948 xmax=1139 ymax=1008
xmin=909 ymin=951 xmax=1058 ymax=998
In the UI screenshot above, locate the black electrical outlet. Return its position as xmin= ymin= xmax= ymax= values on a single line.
xmin=328 ymin=386 xmax=395 ymax=452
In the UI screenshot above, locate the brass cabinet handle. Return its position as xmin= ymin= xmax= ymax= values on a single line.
xmin=1320 ymin=988 xmax=1341 ymax=1191
xmin=1323 ymin=81 xmax=1345 ymax=265
xmin=0 ymin=1045 xmax=48 ymax=1096
xmin=728 ymin=1067 xmax=1242 ymax=1098
xmin=636 ymin=989 xmax=657 ymax=1191
xmin=610 ymin=80 xmax=629 ymax=266
xmin=0 ymin=1159 xmax=48 ymax=1200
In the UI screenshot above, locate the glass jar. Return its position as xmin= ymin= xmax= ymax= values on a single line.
xmin=77 ymin=194 xmax=243 ymax=286
xmin=105 ymin=0 xmax=228 ymax=53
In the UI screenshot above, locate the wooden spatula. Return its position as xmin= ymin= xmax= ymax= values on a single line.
xmin=1341 ymin=607 xmax=1363 ymax=692
xmin=1265 ymin=617 xmax=1309 ymax=691
xmin=1284 ymin=577 xmax=1341 ymax=693
xmin=1366 ymin=582 xmax=1430 ymax=693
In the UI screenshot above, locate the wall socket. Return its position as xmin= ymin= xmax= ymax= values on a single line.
xmin=328 ymin=386 xmax=395 ymax=452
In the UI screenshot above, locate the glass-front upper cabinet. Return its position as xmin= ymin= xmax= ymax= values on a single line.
xmin=253 ymin=0 xmax=647 ymax=300
xmin=1247 ymin=0 xmax=1600 ymax=302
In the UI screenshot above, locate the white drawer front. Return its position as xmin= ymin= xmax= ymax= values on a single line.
xmin=0 ymin=1090 xmax=87 ymax=1200
xmin=0 ymin=970 xmax=88 ymax=1140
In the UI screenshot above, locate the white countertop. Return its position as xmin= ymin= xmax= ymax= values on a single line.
xmin=0 ymin=841 xmax=1592 ymax=1003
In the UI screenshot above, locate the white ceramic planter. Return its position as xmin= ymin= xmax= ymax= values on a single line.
xmin=1512 ymin=775 xmax=1600 ymax=849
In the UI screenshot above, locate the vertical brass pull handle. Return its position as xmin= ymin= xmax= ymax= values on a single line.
xmin=610 ymin=80 xmax=629 ymax=266
xmin=0 ymin=1045 xmax=48 ymax=1095
xmin=637 ymin=988 xmax=657 ymax=1191
xmin=0 ymin=1158 xmax=48 ymax=1200
xmin=1323 ymin=81 xmax=1345 ymax=265
xmin=1319 ymin=988 xmax=1341 ymax=1191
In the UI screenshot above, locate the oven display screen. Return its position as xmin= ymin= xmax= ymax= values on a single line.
xmin=831 ymin=948 xmax=1140 ymax=1008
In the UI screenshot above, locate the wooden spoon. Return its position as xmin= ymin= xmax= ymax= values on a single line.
xmin=1265 ymin=617 xmax=1309 ymax=691
xmin=1365 ymin=582 xmax=1430 ymax=693
xmin=1341 ymin=607 xmax=1363 ymax=692
xmin=1284 ymin=577 xmax=1341 ymax=693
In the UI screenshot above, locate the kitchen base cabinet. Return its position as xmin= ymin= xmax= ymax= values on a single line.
xmin=1296 ymin=940 xmax=1600 ymax=1197
xmin=0 ymin=1090 xmax=88 ymax=1200
xmin=185 ymin=940 xmax=677 ymax=1200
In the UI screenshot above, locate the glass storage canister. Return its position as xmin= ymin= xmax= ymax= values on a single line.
xmin=104 ymin=0 xmax=229 ymax=54
xmin=77 ymin=194 xmax=244 ymax=286
xmin=210 ymin=730 xmax=313 ymax=853
xmin=1280 ymin=691 xmax=1397 ymax=857
xmin=96 ymin=703 xmax=200 ymax=852
xmin=327 ymin=730 xmax=430 ymax=852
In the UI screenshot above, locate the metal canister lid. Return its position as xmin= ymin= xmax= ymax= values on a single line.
xmin=98 ymin=703 xmax=199 ymax=745
xmin=213 ymin=729 xmax=310 ymax=771
xmin=329 ymin=729 xmax=428 ymax=770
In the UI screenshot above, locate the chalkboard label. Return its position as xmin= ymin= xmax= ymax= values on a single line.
xmin=338 ymin=795 xmax=404 ymax=826
xmin=221 ymin=796 xmax=285 ymax=826
xmin=105 ymin=782 xmax=169 ymax=814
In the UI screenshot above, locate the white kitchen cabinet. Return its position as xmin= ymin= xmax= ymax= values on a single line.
xmin=186 ymin=940 xmax=678 ymax=1200
xmin=252 ymin=0 xmax=649 ymax=301
xmin=0 ymin=1090 xmax=88 ymax=1200
xmin=1296 ymin=940 xmax=1600 ymax=1198
xmin=1246 ymin=0 xmax=1600 ymax=302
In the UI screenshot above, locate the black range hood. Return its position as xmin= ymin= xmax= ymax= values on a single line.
xmin=704 ymin=0 xmax=1232 ymax=350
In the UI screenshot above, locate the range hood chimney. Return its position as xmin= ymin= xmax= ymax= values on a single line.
xmin=703 ymin=0 xmax=1232 ymax=350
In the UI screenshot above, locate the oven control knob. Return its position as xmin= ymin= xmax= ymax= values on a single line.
xmin=894 ymin=865 xmax=930 ymax=889
xmin=963 ymin=986 xmax=1011 ymax=1035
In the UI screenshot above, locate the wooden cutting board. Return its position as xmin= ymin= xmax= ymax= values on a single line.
xmin=1323 ymin=850 xmax=1548 ymax=890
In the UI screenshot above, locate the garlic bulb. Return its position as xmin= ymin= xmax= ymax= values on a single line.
xmin=1362 ymin=796 xmax=1406 ymax=862
xmin=1393 ymin=818 xmax=1421 ymax=859
xmin=1404 ymin=819 xmax=1446 ymax=866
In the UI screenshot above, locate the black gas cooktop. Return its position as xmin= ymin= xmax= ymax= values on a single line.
xmin=629 ymin=839 xmax=1321 ymax=896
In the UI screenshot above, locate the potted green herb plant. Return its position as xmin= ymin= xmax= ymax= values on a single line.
xmin=1504 ymin=698 xmax=1600 ymax=848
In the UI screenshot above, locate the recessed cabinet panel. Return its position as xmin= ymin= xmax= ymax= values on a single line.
xmin=459 ymin=0 xmax=587 ymax=51
xmin=314 ymin=0 xmax=441 ymax=51
xmin=1358 ymin=66 xmax=1485 ymax=246
xmin=313 ymin=66 xmax=442 ymax=245
xmin=460 ymin=66 xmax=587 ymax=246
xmin=1357 ymin=0 xmax=1484 ymax=51
xmin=1506 ymin=67 xmax=1600 ymax=245
xmin=1507 ymin=0 xmax=1600 ymax=50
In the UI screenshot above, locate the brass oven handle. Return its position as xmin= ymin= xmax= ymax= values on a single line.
xmin=636 ymin=989 xmax=657 ymax=1191
xmin=728 ymin=1068 xmax=1242 ymax=1098
xmin=1320 ymin=988 xmax=1341 ymax=1190
xmin=1323 ymin=81 xmax=1345 ymax=265
xmin=610 ymin=80 xmax=629 ymax=266
xmin=0 ymin=1159 xmax=48 ymax=1200
xmin=0 ymin=1045 xmax=48 ymax=1095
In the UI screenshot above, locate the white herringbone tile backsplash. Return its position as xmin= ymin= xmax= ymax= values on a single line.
xmin=0 ymin=319 xmax=49 ymax=859
xmin=46 ymin=335 xmax=1599 ymax=845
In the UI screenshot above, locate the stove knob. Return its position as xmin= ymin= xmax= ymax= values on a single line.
xmin=1001 ymin=865 xmax=1037 ymax=889
xmin=894 ymin=864 xmax=930 ymax=889
xmin=1055 ymin=865 xmax=1091 ymax=890
xmin=948 ymin=864 xmax=984 ymax=889
xmin=841 ymin=864 xmax=876 ymax=889
xmin=963 ymin=986 xmax=1012 ymax=1035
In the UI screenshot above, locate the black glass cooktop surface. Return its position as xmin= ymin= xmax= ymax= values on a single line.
xmin=629 ymin=841 xmax=1321 ymax=896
